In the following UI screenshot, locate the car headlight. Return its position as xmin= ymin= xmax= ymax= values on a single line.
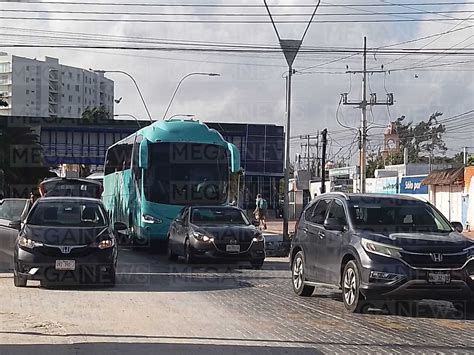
xmin=253 ymin=233 xmax=264 ymax=242
xmin=18 ymin=236 xmax=43 ymax=249
xmin=192 ymin=231 xmax=214 ymax=243
xmin=361 ymin=238 xmax=402 ymax=259
xmin=98 ymin=239 xmax=115 ymax=250
xmin=142 ymin=214 xmax=162 ymax=224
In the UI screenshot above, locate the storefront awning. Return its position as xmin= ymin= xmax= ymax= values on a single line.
xmin=422 ymin=167 xmax=464 ymax=186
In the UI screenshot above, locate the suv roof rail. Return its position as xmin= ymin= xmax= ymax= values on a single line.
xmin=326 ymin=191 xmax=350 ymax=200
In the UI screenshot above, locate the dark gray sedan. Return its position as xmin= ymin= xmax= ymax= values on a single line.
xmin=167 ymin=206 xmax=265 ymax=268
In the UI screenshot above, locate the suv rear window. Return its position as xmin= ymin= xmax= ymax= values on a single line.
xmin=40 ymin=180 xmax=101 ymax=198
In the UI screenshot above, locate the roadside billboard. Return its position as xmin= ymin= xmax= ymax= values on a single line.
xmin=374 ymin=177 xmax=398 ymax=194
xmin=399 ymin=175 xmax=428 ymax=195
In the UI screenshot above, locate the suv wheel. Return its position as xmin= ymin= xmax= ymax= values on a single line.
xmin=342 ymin=260 xmax=367 ymax=313
xmin=292 ymin=251 xmax=314 ymax=297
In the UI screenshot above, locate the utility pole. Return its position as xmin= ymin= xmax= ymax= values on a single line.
xmin=341 ymin=37 xmax=394 ymax=193
xmin=320 ymin=129 xmax=328 ymax=194
xmin=299 ymin=134 xmax=319 ymax=174
xmin=464 ymin=147 xmax=468 ymax=166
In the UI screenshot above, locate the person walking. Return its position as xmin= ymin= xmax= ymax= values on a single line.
xmin=254 ymin=193 xmax=268 ymax=230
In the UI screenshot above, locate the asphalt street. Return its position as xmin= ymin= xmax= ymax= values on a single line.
xmin=0 ymin=248 xmax=474 ymax=354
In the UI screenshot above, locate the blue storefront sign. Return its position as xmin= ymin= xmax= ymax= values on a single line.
xmin=400 ymin=176 xmax=428 ymax=195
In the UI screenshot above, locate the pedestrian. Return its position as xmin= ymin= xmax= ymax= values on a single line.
xmin=254 ymin=193 xmax=268 ymax=230
xmin=20 ymin=189 xmax=40 ymax=222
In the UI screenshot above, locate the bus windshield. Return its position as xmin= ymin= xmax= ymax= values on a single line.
xmin=145 ymin=143 xmax=229 ymax=205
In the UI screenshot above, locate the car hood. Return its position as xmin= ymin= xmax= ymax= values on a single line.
xmin=356 ymin=229 xmax=474 ymax=253
xmin=22 ymin=225 xmax=109 ymax=245
xmin=191 ymin=224 xmax=259 ymax=242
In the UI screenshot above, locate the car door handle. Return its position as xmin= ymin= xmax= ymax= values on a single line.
xmin=318 ymin=231 xmax=325 ymax=239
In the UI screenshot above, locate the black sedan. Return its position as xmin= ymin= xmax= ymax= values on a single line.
xmin=167 ymin=206 xmax=265 ymax=268
xmin=13 ymin=197 xmax=122 ymax=287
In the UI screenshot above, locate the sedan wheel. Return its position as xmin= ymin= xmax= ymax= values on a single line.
xmin=184 ymin=239 xmax=195 ymax=264
xmin=292 ymin=251 xmax=314 ymax=297
xmin=342 ymin=260 xmax=366 ymax=313
xmin=167 ymin=238 xmax=178 ymax=262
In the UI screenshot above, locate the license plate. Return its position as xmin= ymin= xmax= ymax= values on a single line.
xmin=226 ymin=245 xmax=241 ymax=253
xmin=55 ymin=260 xmax=75 ymax=271
xmin=428 ymin=271 xmax=450 ymax=284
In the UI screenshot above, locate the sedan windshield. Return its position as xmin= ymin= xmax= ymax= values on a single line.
xmin=191 ymin=208 xmax=249 ymax=225
xmin=349 ymin=198 xmax=453 ymax=233
xmin=0 ymin=199 xmax=26 ymax=221
xmin=27 ymin=201 xmax=107 ymax=227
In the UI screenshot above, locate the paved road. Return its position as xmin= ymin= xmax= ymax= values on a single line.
xmin=0 ymin=248 xmax=474 ymax=354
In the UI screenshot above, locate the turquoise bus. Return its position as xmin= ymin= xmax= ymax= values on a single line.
xmin=102 ymin=118 xmax=240 ymax=247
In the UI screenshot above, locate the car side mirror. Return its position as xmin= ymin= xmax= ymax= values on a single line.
xmin=9 ymin=220 xmax=21 ymax=231
xmin=324 ymin=218 xmax=345 ymax=232
xmin=451 ymin=221 xmax=463 ymax=233
xmin=252 ymin=219 xmax=260 ymax=227
xmin=175 ymin=217 xmax=183 ymax=224
xmin=114 ymin=222 xmax=128 ymax=231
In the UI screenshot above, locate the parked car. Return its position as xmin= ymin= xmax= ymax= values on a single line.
xmin=13 ymin=197 xmax=122 ymax=287
xmin=167 ymin=206 xmax=265 ymax=268
xmin=39 ymin=177 xmax=103 ymax=199
xmin=0 ymin=198 xmax=27 ymax=228
xmin=290 ymin=193 xmax=474 ymax=313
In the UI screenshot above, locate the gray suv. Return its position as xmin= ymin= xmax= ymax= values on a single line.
xmin=290 ymin=193 xmax=474 ymax=313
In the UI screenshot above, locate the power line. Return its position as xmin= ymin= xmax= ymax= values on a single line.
xmin=1 ymin=15 xmax=473 ymax=23
xmin=1 ymin=8 xmax=473 ymax=16
xmin=1 ymin=1 xmax=472 ymax=7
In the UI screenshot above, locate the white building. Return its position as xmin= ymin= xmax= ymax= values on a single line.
xmin=0 ymin=54 xmax=114 ymax=118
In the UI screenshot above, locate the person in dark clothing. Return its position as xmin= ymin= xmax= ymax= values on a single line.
xmin=20 ymin=190 xmax=40 ymax=222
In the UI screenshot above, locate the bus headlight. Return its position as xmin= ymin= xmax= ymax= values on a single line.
xmin=142 ymin=214 xmax=162 ymax=224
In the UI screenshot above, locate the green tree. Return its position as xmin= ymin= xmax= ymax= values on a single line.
xmin=390 ymin=112 xmax=446 ymax=164
xmin=81 ymin=105 xmax=111 ymax=123
xmin=0 ymin=126 xmax=55 ymax=197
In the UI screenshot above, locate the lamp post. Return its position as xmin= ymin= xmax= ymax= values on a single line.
xmin=113 ymin=114 xmax=143 ymax=129
xmin=90 ymin=69 xmax=153 ymax=123
xmin=162 ymin=72 xmax=220 ymax=120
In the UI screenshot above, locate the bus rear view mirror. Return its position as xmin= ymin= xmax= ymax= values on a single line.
xmin=139 ymin=139 xmax=149 ymax=169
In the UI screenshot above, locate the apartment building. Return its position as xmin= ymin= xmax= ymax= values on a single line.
xmin=0 ymin=54 xmax=114 ymax=118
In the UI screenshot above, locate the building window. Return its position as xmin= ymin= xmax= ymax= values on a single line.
xmin=62 ymin=93 xmax=64 ymax=97
xmin=69 ymin=72 xmax=72 ymax=79
xmin=89 ymin=88 xmax=91 ymax=94
xmin=26 ymin=66 xmax=29 ymax=71
xmin=26 ymin=77 xmax=29 ymax=83
xmin=77 ymin=73 xmax=80 ymax=81
xmin=31 ymin=101 xmax=35 ymax=104
xmin=67 ymin=84 xmax=70 ymax=90
xmin=75 ymin=85 xmax=79 ymax=92
xmin=78 ymin=96 xmax=81 ymax=103
xmin=69 ymin=95 xmax=72 ymax=102
xmin=68 ymin=106 xmax=72 ymax=113
xmin=26 ymin=89 xmax=29 ymax=94
xmin=78 ymin=107 xmax=81 ymax=115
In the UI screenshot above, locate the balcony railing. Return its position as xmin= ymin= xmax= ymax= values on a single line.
xmin=49 ymin=82 xmax=59 ymax=92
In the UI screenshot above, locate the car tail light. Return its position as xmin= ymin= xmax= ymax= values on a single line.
xmin=38 ymin=183 xmax=46 ymax=197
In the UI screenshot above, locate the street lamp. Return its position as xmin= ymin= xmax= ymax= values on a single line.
xmin=113 ymin=114 xmax=143 ymax=129
xmin=162 ymin=72 xmax=220 ymax=120
xmin=90 ymin=69 xmax=153 ymax=123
